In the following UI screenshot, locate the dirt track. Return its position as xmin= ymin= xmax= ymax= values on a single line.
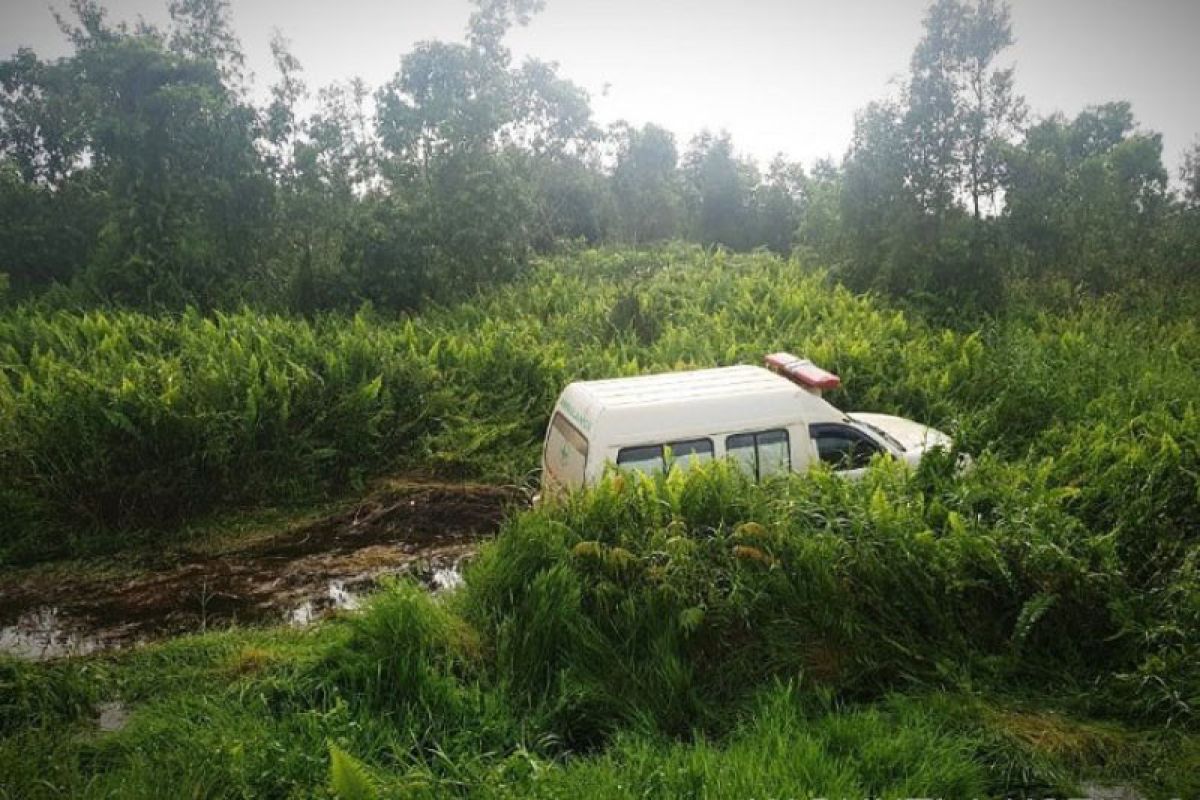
xmin=0 ymin=483 xmax=521 ymax=660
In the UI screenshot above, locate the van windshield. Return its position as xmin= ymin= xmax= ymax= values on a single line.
xmin=848 ymin=418 xmax=905 ymax=452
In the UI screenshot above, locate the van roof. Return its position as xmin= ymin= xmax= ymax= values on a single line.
xmin=582 ymin=365 xmax=801 ymax=405
xmin=558 ymin=365 xmax=847 ymax=445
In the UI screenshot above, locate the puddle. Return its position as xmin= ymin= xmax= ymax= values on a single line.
xmin=284 ymin=554 xmax=468 ymax=626
xmin=0 ymin=483 xmax=517 ymax=661
xmin=428 ymin=563 xmax=466 ymax=593
xmin=288 ymin=579 xmax=363 ymax=627
xmin=0 ymin=606 xmax=143 ymax=660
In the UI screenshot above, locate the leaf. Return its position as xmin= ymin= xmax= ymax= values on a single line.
xmin=359 ymin=374 xmax=382 ymax=402
xmin=679 ymin=606 xmax=705 ymax=633
xmin=1013 ymin=592 xmax=1058 ymax=653
xmin=328 ymin=744 xmax=377 ymax=800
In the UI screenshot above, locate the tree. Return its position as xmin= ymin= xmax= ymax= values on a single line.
xmin=369 ymin=0 xmax=546 ymax=306
xmin=1183 ymin=138 xmax=1200 ymax=210
xmin=831 ymin=0 xmax=1021 ymax=306
xmin=167 ymin=0 xmax=245 ymax=85
xmin=907 ymin=0 xmax=1024 ymax=218
xmin=0 ymin=158 xmax=105 ymax=293
xmin=467 ymin=0 xmax=544 ymax=61
xmin=842 ymin=101 xmax=929 ymax=295
xmin=260 ymin=37 xmax=369 ymax=312
xmin=0 ymin=48 xmax=90 ymax=186
xmin=0 ymin=41 xmax=107 ymax=294
xmin=794 ymin=158 xmax=843 ymax=263
xmin=505 ymin=59 xmax=607 ymax=248
xmin=681 ymin=130 xmax=757 ymax=250
xmin=1165 ymin=138 xmax=1200 ymax=285
xmin=76 ymin=27 xmax=270 ymax=304
xmin=1003 ymin=103 xmax=1169 ymax=288
xmin=610 ymin=123 xmax=683 ymax=244
xmin=753 ymin=156 xmax=807 ymax=256
xmin=1 ymin=0 xmax=270 ymax=303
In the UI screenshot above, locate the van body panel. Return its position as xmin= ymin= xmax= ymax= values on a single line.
xmin=541 ymin=365 xmax=953 ymax=495
xmin=848 ymin=413 xmax=952 ymax=467
xmin=543 ymin=366 xmax=841 ymax=493
xmin=542 ymin=412 xmax=590 ymax=493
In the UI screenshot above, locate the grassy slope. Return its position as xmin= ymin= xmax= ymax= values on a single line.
xmin=1 ymin=578 xmax=1196 ymax=799
xmin=2 ymin=247 xmax=1199 ymax=796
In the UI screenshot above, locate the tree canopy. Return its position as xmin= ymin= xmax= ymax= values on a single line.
xmin=0 ymin=0 xmax=1195 ymax=311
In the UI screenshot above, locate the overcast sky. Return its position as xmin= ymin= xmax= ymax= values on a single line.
xmin=2 ymin=0 xmax=1197 ymax=174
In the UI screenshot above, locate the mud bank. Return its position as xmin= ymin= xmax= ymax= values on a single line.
xmin=0 ymin=483 xmax=520 ymax=660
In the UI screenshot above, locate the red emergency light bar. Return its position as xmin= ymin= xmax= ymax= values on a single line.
xmin=765 ymin=352 xmax=841 ymax=392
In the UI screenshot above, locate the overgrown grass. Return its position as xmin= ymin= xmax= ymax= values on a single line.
xmin=3 ymin=246 xmax=1198 ymax=562
xmin=2 ymin=246 xmax=970 ymax=555
xmin=1 ymin=572 xmax=1196 ymax=798
xmin=1 ymin=246 xmax=1198 ymax=795
xmin=3 ymin=460 xmax=1199 ymax=795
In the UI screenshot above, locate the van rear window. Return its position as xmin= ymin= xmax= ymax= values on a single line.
xmin=545 ymin=412 xmax=589 ymax=488
xmin=617 ymin=438 xmax=714 ymax=476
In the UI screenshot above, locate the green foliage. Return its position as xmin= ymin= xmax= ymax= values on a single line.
xmin=315 ymin=580 xmax=485 ymax=729
xmin=463 ymin=457 xmax=1186 ymax=735
xmin=3 ymin=245 xmax=1199 ymax=572
xmin=0 ymin=579 xmax=1195 ymax=798
xmin=0 ymin=657 xmax=98 ymax=736
xmin=329 ymin=744 xmax=379 ymax=800
xmin=681 ymin=130 xmax=760 ymax=250
xmin=0 ymin=307 xmax=437 ymax=550
xmin=475 ymin=687 xmax=990 ymax=799
xmin=2 ymin=0 xmax=1197 ymax=309
xmin=2 ymin=0 xmax=1199 ymax=791
xmin=1004 ymin=103 xmax=1171 ymax=290
xmin=610 ymin=123 xmax=684 ymax=244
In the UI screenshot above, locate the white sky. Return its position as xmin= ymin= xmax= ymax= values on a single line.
xmin=2 ymin=0 xmax=1197 ymax=174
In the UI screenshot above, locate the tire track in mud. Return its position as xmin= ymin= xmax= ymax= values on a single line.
xmin=0 ymin=483 xmax=522 ymax=660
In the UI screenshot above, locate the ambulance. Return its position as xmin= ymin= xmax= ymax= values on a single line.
xmin=540 ymin=353 xmax=952 ymax=496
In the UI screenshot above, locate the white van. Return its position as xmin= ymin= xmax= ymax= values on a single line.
xmin=540 ymin=353 xmax=951 ymax=496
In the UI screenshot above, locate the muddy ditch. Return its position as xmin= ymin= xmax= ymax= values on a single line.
xmin=0 ymin=483 xmax=522 ymax=661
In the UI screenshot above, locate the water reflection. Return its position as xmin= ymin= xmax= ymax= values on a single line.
xmin=285 ymin=558 xmax=466 ymax=626
xmin=2 ymin=555 xmax=472 ymax=660
xmin=287 ymin=578 xmax=363 ymax=626
xmin=0 ymin=606 xmax=133 ymax=660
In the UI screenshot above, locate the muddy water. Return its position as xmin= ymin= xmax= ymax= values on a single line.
xmin=0 ymin=483 xmax=519 ymax=661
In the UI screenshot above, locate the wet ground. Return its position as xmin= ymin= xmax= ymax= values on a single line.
xmin=0 ymin=482 xmax=521 ymax=660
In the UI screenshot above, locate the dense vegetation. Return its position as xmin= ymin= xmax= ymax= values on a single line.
xmin=3 ymin=0 xmax=1199 ymax=795
xmin=2 ymin=248 xmax=1199 ymax=796
xmin=2 ymin=0 xmax=1198 ymax=313
xmin=2 ymin=460 xmax=1199 ymax=796
xmin=4 ymin=246 xmax=1194 ymax=556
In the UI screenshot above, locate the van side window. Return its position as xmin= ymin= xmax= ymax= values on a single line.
xmin=545 ymin=412 xmax=589 ymax=487
xmin=617 ymin=439 xmax=714 ymax=475
xmin=809 ymin=423 xmax=882 ymax=471
xmin=667 ymin=438 xmax=714 ymax=469
xmin=616 ymin=444 xmax=663 ymax=475
xmin=725 ymin=429 xmax=791 ymax=480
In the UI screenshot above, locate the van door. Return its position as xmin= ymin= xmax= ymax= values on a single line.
xmin=808 ymin=423 xmax=886 ymax=479
xmin=543 ymin=412 xmax=589 ymax=492
xmin=724 ymin=429 xmax=791 ymax=480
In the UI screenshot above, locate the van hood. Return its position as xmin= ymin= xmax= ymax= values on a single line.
xmin=849 ymin=413 xmax=952 ymax=457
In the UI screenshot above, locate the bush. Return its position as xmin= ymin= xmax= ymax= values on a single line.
xmin=466 ymin=459 xmax=1189 ymax=732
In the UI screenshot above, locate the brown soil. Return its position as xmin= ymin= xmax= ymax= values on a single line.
xmin=0 ymin=482 xmax=521 ymax=660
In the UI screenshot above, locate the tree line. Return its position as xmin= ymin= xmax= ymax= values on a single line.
xmin=1 ymin=0 xmax=1198 ymax=312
